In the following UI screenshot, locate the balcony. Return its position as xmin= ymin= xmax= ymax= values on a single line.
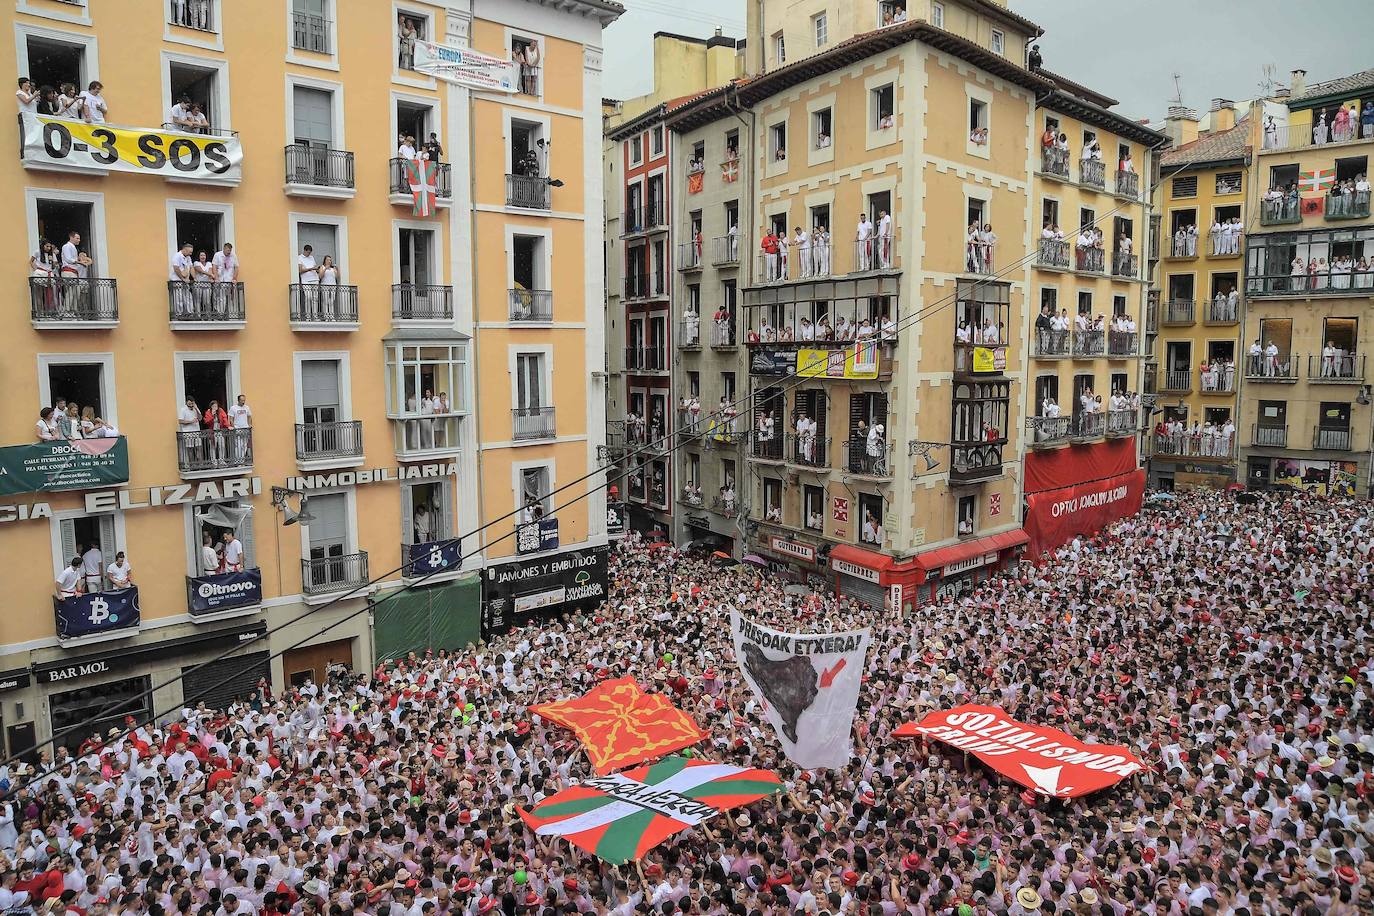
xmin=507 ymin=173 xmax=551 ymax=210
xmin=1040 ymin=147 xmax=1070 ymax=180
xmin=1106 ymin=409 xmax=1137 ymax=437
xmin=301 ymin=552 xmax=368 ymax=599
xmin=1203 ymin=299 xmax=1238 ymax=324
xmin=678 ymin=240 xmax=703 ymax=271
xmin=291 ymin=11 xmax=332 ymax=53
xmin=1029 ymin=416 xmax=1071 ymax=447
xmin=392 ymin=284 xmax=453 ymax=322
xmin=712 ymin=235 xmax=740 ymax=266
xmin=711 ymin=496 xmax=739 ymax=518
xmin=393 ymin=414 xmax=462 ymax=460
xmin=1107 ymin=330 xmax=1137 ymax=357
xmin=622 ymin=204 xmax=645 ymax=235
xmin=1208 ymin=231 xmax=1243 ymax=258
xmin=176 ymin=428 xmax=253 ymax=478
xmin=1145 ymin=300 xmax=1159 ymax=333
xmin=1112 ymin=254 xmax=1138 ymax=279
xmin=296 ymin=420 xmax=364 ymax=465
xmin=168 ymin=281 xmax=245 ymax=328
xmin=950 ymin=440 xmax=1005 ymax=483
xmin=1313 ymin=427 xmax=1352 ymax=451
xmin=1259 ymin=197 xmax=1300 ymax=226
xmin=1072 ymin=412 xmax=1105 ymax=441
xmin=624 ymin=347 xmax=668 ymax=372
xmin=844 ymin=438 xmax=892 ymax=478
xmin=388 ymin=158 xmax=452 ymax=206
xmin=677 ymin=410 xmax=704 ymax=441
xmin=1165 ymin=235 xmax=1197 ymax=260
xmin=962 ymin=238 xmax=994 ymax=276
xmin=508 ymin=288 xmax=552 ymax=322
xmin=1033 ymin=328 xmax=1070 ymax=358
xmin=30 ymin=278 xmax=118 ymax=328
xmin=1252 ymin=424 xmax=1287 ymax=448
xmin=1143 ymin=362 xmax=1157 ymax=394
xmin=1160 ymin=367 xmax=1192 ymax=393
xmin=1115 ymin=170 xmax=1139 ymax=199
xmin=1153 ymin=431 xmax=1236 ymax=460
xmin=1072 ymin=329 xmax=1105 ymax=358
xmin=601 ymin=420 xmax=626 ymax=460
xmin=1326 ymin=191 xmax=1372 ymax=221
xmin=1162 ymin=299 xmax=1195 ymax=326
xmin=288 ymin=283 xmax=360 ymax=330
xmin=624 ymin=275 xmax=648 ymax=301
xmin=787 ymin=433 xmax=830 ymax=469
xmin=644 ymin=203 xmax=669 ymax=233
xmin=1308 ymin=353 xmax=1365 ymax=383
xmin=1199 ymin=366 xmax=1236 ymax=394
xmin=1074 ymin=247 xmax=1105 ymax=274
xmin=1036 ymin=239 xmax=1070 ymax=270
xmin=859 ymin=237 xmax=899 ymax=273
xmin=750 ymin=432 xmax=784 ymax=462
xmin=711 ymin=321 xmax=737 ymax=349
xmin=680 ymin=488 xmax=705 ymax=508
xmin=514 ymin=64 xmax=540 ymax=96
xmin=1247 ymin=271 xmax=1374 ymax=297
xmin=678 ymin=319 xmax=703 ymax=350
xmin=1080 ymin=159 xmax=1105 ymax=190
xmin=513 ymin=406 xmax=556 ymax=441
xmin=168 ymin=0 xmax=215 ymax=31
xmin=1244 ymin=352 xmax=1299 ymax=382
xmin=284 ymin=144 xmax=355 ymax=198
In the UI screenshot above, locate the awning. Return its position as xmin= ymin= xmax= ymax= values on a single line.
xmin=827 ymin=543 xmax=895 ymax=573
xmin=913 ymin=529 xmax=1029 ymax=575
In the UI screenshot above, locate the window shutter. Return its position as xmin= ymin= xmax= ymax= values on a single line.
xmin=98 ymin=514 xmax=117 ymax=556
xmin=814 ymin=391 xmax=827 ymax=442
xmin=874 ymin=393 xmax=889 ymax=423
xmin=238 ymin=506 xmax=256 ymax=569
xmin=401 ymin=485 xmax=416 ymax=546
xmin=60 ymin=519 xmax=78 ymax=568
xmin=847 ymin=394 xmax=866 ymax=470
xmin=439 ymin=479 xmax=453 ymax=542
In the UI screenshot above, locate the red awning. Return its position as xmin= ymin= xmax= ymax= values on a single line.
xmin=912 ymin=529 xmax=1029 ymax=574
xmin=827 ymin=543 xmax=896 ymax=572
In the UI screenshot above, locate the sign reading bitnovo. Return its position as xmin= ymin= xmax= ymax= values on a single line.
xmin=895 ymin=704 xmax=1144 ymax=798
xmin=187 ymin=569 xmax=262 ymax=617
xmin=19 ymin=114 xmax=243 ymax=180
xmin=0 ymin=437 xmax=129 ymax=497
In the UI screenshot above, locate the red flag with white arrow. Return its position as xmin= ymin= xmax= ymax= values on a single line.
xmin=894 ymin=704 xmax=1144 ymax=798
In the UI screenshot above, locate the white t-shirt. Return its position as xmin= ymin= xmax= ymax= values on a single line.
xmin=212 ymin=251 xmax=239 ymax=282
xmin=170 ymin=251 xmax=192 ymax=281
xmin=36 ymin=418 xmax=54 ymax=440
xmin=61 ymin=241 xmax=85 ymax=277
xmin=228 ymin=403 xmax=252 ymax=428
xmin=56 ymin=567 xmax=82 ymax=593
xmin=178 ymin=406 xmax=200 ymax=431
xmin=16 ymin=88 xmax=37 ymax=114
xmin=81 ymin=547 xmax=103 ymax=576
xmin=201 ymin=545 xmax=221 ymax=573
xmin=224 ymin=538 xmax=244 ymax=566
xmin=298 ymin=254 xmax=319 ymax=284
xmin=106 ymin=561 xmax=132 ymax=584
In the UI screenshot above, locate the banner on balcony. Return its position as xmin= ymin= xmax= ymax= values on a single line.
xmin=517 ymin=517 xmax=560 ymax=555
xmin=606 ymin=502 xmax=627 ymax=538
xmin=0 ymin=437 xmax=129 ymax=497
xmin=187 ymin=569 xmax=262 ymax=617
xmin=796 ymin=345 xmax=878 ymax=380
xmin=971 ymin=346 xmax=1006 ymax=373
xmin=56 ymin=587 xmax=140 ymax=641
xmin=1023 ymin=469 xmax=1144 ymax=560
xmin=750 ymin=349 xmax=793 ymax=376
xmin=1273 ymin=459 xmax=1358 ymax=497
xmin=1023 ymin=438 xmax=1136 ymax=494
xmin=18 ymin=114 xmax=243 ymax=180
xmin=406 ymin=540 xmax=463 ymax=575
xmin=412 ymin=40 xmax=518 ymax=92
xmin=687 ymin=172 xmax=704 ymax=194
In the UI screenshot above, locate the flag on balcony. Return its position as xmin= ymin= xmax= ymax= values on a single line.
xmin=721 ymin=160 xmax=739 ymax=183
xmin=687 ymin=171 xmax=704 ymax=194
xmin=1301 ymin=197 xmax=1323 ymax=216
xmin=406 ymin=159 xmax=438 ymax=217
xmin=1299 ymin=167 xmax=1334 ymax=195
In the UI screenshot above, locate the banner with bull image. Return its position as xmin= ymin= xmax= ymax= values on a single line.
xmin=730 ymin=611 xmax=870 ymax=769
xmin=895 ymin=705 xmax=1144 ymax=798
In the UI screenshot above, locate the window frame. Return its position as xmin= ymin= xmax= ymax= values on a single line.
xmin=990 ymin=29 xmax=1004 ymax=56
xmin=813 ymin=12 xmax=828 ymax=47
xmin=38 ymin=352 xmax=119 ymax=426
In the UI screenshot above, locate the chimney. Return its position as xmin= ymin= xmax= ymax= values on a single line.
xmin=1165 ymin=105 xmax=1200 ymax=146
xmin=1211 ymin=98 xmax=1236 ymax=132
xmin=1290 ymin=69 xmax=1307 ymax=97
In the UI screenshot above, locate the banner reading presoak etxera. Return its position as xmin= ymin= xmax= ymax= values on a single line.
xmin=19 ymin=114 xmax=243 ymax=181
xmin=730 ymin=611 xmax=870 ymax=769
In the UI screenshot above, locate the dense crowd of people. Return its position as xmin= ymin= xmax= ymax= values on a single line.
xmin=3 ymin=488 xmax=1374 ymax=915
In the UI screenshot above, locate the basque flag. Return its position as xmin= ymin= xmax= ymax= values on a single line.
xmin=406 ymin=159 xmax=438 ymax=217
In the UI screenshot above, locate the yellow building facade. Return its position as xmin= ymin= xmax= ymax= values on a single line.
xmin=0 ymin=0 xmax=615 ymax=752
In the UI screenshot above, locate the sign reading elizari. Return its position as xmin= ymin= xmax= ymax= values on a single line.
xmin=481 ymin=545 xmax=609 ymax=639
xmin=0 ymin=437 xmax=129 ymax=497
xmin=19 ymin=114 xmax=244 ymax=180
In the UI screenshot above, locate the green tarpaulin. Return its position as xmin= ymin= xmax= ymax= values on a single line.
xmin=373 ymin=575 xmax=481 ymax=662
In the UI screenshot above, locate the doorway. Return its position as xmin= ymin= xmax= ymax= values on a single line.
xmin=36 ymin=199 xmax=96 ymax=270
xmin=283 ymin=638 xmax=354 ymax=688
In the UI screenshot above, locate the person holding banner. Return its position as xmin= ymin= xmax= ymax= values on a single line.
xmin=105 ymin=551 xmax=134 ymax=590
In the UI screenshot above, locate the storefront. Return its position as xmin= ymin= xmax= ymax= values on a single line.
xmin=282 ymin=638 xmax=355 ymax=688
xmin=829 ymin=531 xmax=1028 ymax=610
xmin=481 ymin=545 xmax=609 ymax=639
xmin=827 ymin=545 xmax=894 ymax=610
xmin=1023 ymin=439 xmax=1145 ymax=559
xmin=756 ymin=531 xmax=828 ymax=589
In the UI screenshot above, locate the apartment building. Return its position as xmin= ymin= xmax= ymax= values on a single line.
xmin=1239 ymin=69 xmax=1374 ymax=496
xmin=1147 ymin=105 xmax=1249 ymax=489
xmin=0 ymin=0 xmax=616 ymax=753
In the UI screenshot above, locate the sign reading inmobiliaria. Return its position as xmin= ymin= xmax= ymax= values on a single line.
xmin=895 ymin=705 xmax=1144 ymax=798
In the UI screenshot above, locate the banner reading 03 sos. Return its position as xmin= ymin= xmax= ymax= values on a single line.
xmin=20 ymin=114 xmax=244 ymax=181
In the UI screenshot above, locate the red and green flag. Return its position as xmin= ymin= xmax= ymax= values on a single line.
xmin=1299 ymin=168 xmax=1335 ymax=195
xmin=518 ymin=756 xmax=783 ymax=864
xmin=406 ymin=159 xmax=438 ymax=216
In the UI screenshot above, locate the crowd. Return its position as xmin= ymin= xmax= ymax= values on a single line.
xmin=1153 ymin=415 xmax=1237 ymax=457
xmin=16 ymin=77 xmax=107 ymax=123
xmin=12 ymin=488 xmax=1374 ymax=914
xmin=747 ymin=311 xmax=896 ymax=345
xmin=176 ymin=394 xmax=253 ymax=468
xmin=34 ymin=395 xmax=120 ymax=443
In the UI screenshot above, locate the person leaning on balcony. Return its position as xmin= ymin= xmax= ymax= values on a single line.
xmin=105 ymin=551 xmax=133 ymax=591
xmin=35 ymin=407 xmax=58 ymax=442
xmin=170 ymin=242 xmax=194 ymax=316
xmin=55 ymin=557 xmax=84 ymax=600
xmin=191 ymin=250 xmax=215 ymax=311
xmin=200 ymin=532 xmax=222 ymax=575
xmin=57 ymin=82 xmax=81 ymax=119
xmin=203 ymin=399 xmax=231 ymax=466
xmin=169 ymin=94 xmax=195 ymax=131
xmin=1119 ymin=150 xmax=1134 ymax=174
xmin=1265 ymin=340 xmax=1280 ymax=376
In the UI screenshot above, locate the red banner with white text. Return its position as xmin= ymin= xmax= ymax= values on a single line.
xmin=895 ymin=705 xmax=1144 ymax=798
xmin=1023 ymin=469 xmax=1144 ymax=559
xmin=1023 ymin=438 xmax=1136 ymax=494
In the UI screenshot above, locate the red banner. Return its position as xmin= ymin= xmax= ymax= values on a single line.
xmin=687 ymin=172 xmax=704 ymax=194
xmin=1023 ymin=469 xmax=1143 ymax=559
xmin=895 ymin=705 xmax=1144 ymax=798
xmin=1023 ymin=438 xmax=1136 ymax=494
xmin=531 ymin=677 xmax=707 ymax=775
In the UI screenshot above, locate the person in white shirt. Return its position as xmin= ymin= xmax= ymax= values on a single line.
xmin=36 ymin=407 xmax=58 ymax=441
xmin=297 ymin=244 xmax=319 ymax=319
xmin=169 ymin=95 xmax=195 ymax=130
xmin=60 ymin=230 xmax=89 ymax=314
xmin=398 ymin=135 xmax=418 ymax=160
xmin=178 ymin=396 xmax=202 ymax=468
xmin=222 ymin=531 xmax=245 ymax=572
xmin=55 ymin=557 xmax=84 ymax=600
xmin=876 ymin=209 xmax=893 ymax=268
xmin=793 ymin=227 xmax=811 ymax=278
xmin=81 ymin=542 xmax=104 ymax=595
xmin=105 ymin=552 xmax=133 ymax=590
xmin=856 ymin=214 xmax=874 ymax=270
xmin=170 ymin=242 xmax=194 ymax=316
xmin=79 ymin=81 xmax=107 ymax=123
xmin=227 ymin=394 xmax=252 ymax=464
xmin=200 ymin=533 xmax=221 ymax=576
xmin=16 ymin=77 xmax=37 ymax=114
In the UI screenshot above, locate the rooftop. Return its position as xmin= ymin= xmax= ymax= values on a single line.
xmin=1288 ymin=67 xmax=1374 ymax=109
xmin=1159 ymin=119 xmax=1250 ymax=168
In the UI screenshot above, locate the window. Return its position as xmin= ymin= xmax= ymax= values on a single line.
xmin=292 ymin=0 xmax=333 ymax=54
xmin=968 ymin=99 xmax=988 ymax=145
xmin=686 ymin=371 xmax=700 ymax=398
xmin=291 ymin=84 xmax=337 ymax=166
xmin=931 ymin=1 xmax=944 ymax=27
xmin=190 ymin=499 xmax=256 ymax=575
xmin=770 ymin=122 xmax=787 ymax=161
xmin=385 ymin=343 xmax=467 ymax=416
xmin=1040 ymin=287 xmax=1057 ymax=313
xmin=167 ymin=58 xmax=229 ymax=134
xmin=1041 ymin=198 xmax=1060 ymax=230
xmin=1035 ymin=375 xmax=1059 ymax=411
xmin=305 ymin=491 xmax=349 ymax=568
xmin=515 ymin=352 xmax=545 ymax=409
xmin=510 ymin=35 xmax=541 ymax=95
xmin=813 ymin=108 xmax=832 ymax=148
xmin=396 ymin=10 xmax=429 ymax=70
xmin=957 ymin=495 xmax=976 ymax=535
xmin=43 ymin=357 xmax=116 ymax=425
xmin=990 ymin=29 xmax=1004 ymax=56
xmin=872 ymin=84 xmax=895 ymax=130
xmin=803 ymin=485 xmax=824 ymax=531
xmin=1171 ymin=175 xmax=1198 ymax=199
xmin=1079 ymin=207 xmax=1095 ymax=233
xmin=1216 ymin=172 xmax=1242 ymax=195
xmin=23 ymin=31 xmax=90 ymax=91
xmin=1268 ymin=163 xmax=1298 ymax=192
xmin=1335 ymin=155 xmax=1369 ymax=184
xmin=402 ymin=480 xmax=451 ymax=547
xmin=762 ymin=477 xmax=783 ymax=520
xmin=773 ymin=31 xmax=785 ymax=65
xmin=629 ymin=135 xmax=642 ymax=165
xmin=721 ymin=371 xmax=736 ymax=402
xmin=724 ymin=129 xmax=739 ymax=161
xmin=858 ymin=493 xmax=883 ymax=545
xmin=1113 ymin=294 xmax=1126 ymax=317
xmin=35 ymin=195 xmax=103 ymax=280
xmin=1076 ymin=290 xmax=1092 ymax=316
xmin=650 ymin=125 xmax=664 ymax=157
xmin=813 ymin=12 xmax=828 ymax=47
xmin=56 ymin=512 xmax=119 ymax=592
xmin=520 ymin=466 xmax=552 ymax=515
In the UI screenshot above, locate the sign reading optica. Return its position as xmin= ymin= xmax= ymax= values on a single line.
xmin=0 ymin=438 xmax=129 ymax=497
xmin=19 ymin=114 xmax=243 ymax=180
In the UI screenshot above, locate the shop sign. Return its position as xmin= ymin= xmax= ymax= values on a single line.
xmin=831 ymin=557 xmax=880 ymax=583
xmin=481 ymin=546 xmax=609 ymax=639
xmin=0 ymin=437 xmax=129 ymax=497
xmin=287 ymin=463 xmax=458 ymax=491
xmin=940 ymin=552 xmax=997 ymax=577
xmin=768 ymin=536 xmax=815 ymax=564
xmin=36 ymin=621 xmax=267 ymax=684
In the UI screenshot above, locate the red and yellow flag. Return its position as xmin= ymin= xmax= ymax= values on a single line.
xmin=531 ymin=677 xmax=706 ymax=774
